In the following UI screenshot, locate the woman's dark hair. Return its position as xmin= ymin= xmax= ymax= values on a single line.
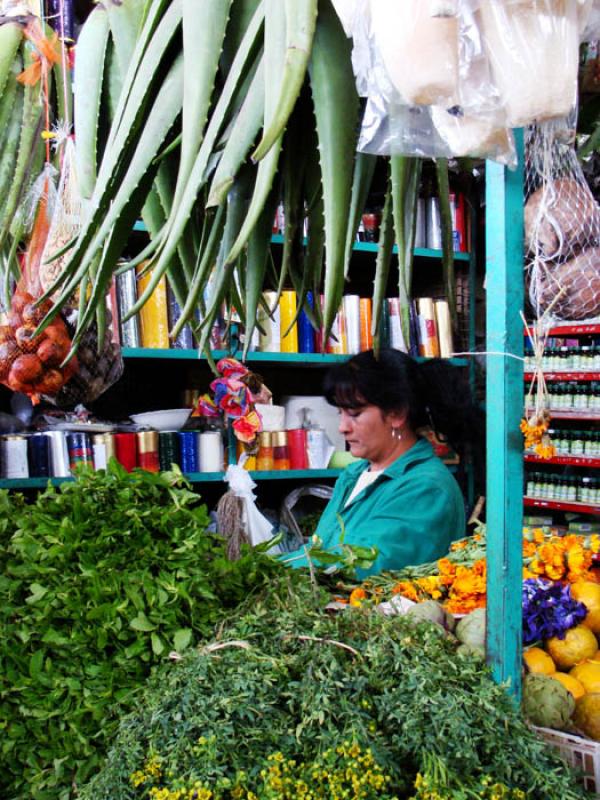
xmin=323 ymin=348 xmax=483 ymax=463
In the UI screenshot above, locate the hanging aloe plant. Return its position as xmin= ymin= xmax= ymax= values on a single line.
xmin=30 ymin=0 xmax=448 ymax=361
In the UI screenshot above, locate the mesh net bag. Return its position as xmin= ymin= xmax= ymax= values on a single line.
xmin=525 ymin=120 xmax=600 ymax=323
xmin=0 ymin=165 xmax=79 ymax=401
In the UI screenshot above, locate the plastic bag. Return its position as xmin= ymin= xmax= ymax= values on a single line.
xmin=279 ymin=484 xmax=333 ymax=551
xmin=0 ymin=165 xmax=79 ymax=400
xmin=526 ymin=119 xmax=600 ymax=323
xmin=219 ymin=462 xmax=281 ymax=555
xmin=350 ymin=0 xmax=515 ymax=163
xmin=475 ymin=0 xmax=582 ymax=127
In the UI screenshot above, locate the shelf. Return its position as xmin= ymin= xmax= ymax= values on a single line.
xmin=524 ymin=372 xmax=600 ymax=381
xmin=265 ymin=234 xmax=472 ymax=261
xmin=541 ymin=411 xmax=600 ymax=421
xmin=525 ymin=454 xmax=600 ymax=467
xmin=525 ymin=323 xmax=600 ymax=337
xmin=0 ymin=469 xmax=344 ymax=490
xmin=524 ymin=496 xmax=600 ymax=515
xmin=121 ymin=348 xmax=468 ymax=367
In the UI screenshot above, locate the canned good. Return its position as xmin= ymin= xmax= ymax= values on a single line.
xmin=2 ymin=435 xmax=28 ymax=479
xmin=178 ymin=431 xmax=198 ymax=473
xmin=66 ymin=433 xmax=93 ymax=471
xmin=137 ymin=430 xmax=160 ymax=473
xmin=28 ymin=433 xmax=50 ymax=477
xmin=45 ymin=431 xmax=70 ymax=477
xmin=159 ymin=431 xmax=180 ymax=471
xmin=92 ymin=434 xmax=108 ymax=471
xmin=114 ymin=432 xmax=137 ymax=472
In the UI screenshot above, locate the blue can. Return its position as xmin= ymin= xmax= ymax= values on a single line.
xmin=178 ymin=431 xmax=198 ymax=473
xmin=66 ymin=433 xmax=93 ymax=471
xmin=28 ymin=433 xmax=50 ymax=477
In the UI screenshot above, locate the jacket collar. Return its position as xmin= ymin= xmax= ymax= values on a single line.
xmin=344 ymin=437 xmax=435 ymax=482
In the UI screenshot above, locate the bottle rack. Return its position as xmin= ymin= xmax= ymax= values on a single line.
xmin=524 ymin=323 xmax=600 ymax=517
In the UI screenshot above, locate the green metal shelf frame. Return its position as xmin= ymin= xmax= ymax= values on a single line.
xmin=121 ymin=347 xmax=468 ymax=367
xmin=485 ymin=129 xmax=525 ymax=701
xmin=269 ymin=233 xmax=471 ymax=261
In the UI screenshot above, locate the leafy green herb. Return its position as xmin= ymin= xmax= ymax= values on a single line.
xmin=0 ymin=462 xmax=294 ymax=799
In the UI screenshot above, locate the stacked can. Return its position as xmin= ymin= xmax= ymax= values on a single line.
xmin=66 ymin=433 xmax=93 ymax=471
xmin=178 ymin=431 xmax=198 ymax=472
xmin=2 ymin=435 xmax=28 ymax=478
xmin=137 ymin=431 xmax=160 ymax=472
xmin=28 ymin=434 xmax=51 ymax=477
xmin=159 ymin=431 xmax=180 ymax=471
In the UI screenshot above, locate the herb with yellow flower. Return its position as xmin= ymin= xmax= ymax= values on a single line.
xmin=82 ymin=582 xmax=587 ymax=800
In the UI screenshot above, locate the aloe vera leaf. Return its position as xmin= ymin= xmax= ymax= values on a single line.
xmin=435 ymin=157 xmax=457 ymax=332
xmin=206 ymin=57 xmax=265 ymax=208
xmin=173 ymin=0 xmax=233 ymax=211
xmin=0 ymin=21 xmax=23 ymax=99
xmin=44 ymin=54 xmax=184 ymax=306
xmin=242 ymin=181 xmax=280 ymax=357
xmin=149 ymin=2 xmax=264 ymax=283
xmin=0 ymin=57 xmax=20 ymax=142
xmin=115 ymin=232 xmax=164 ymax=274
xmin=225 ymin=0 xmax=286 ymax=266
xmin=0 ymin=78 xmax=23 ymax=214
xmin=0 ymin=44 xmax=44 ymax=250
xmin=251 ymin=0 xmax=317 ymax=162
xmin=391 ymin=155 xmax=422 ymax=348
xmin=371 ymin=175 xmax=393 ymax=343
xmin=344 ymin=151 xmax=377 ymax=278
xmin=308 ymin=0 xmax=359 ymax=339
xmin=73 ymin=5 xmax=110 ymax=198
xmin=103 ymin=0 xmax=145 ymax=76
xmin=302 ymin=127 xmax=324 ymax=327
xmin=169 ymin=204 xmax=226 ymax=338
xmin=222 ymin=0 xmax=261 ymax=73
xmin=195 ymin=172 xmax=252 ymax=354
xmin=62 ymin=165 xmax=159 ymax=349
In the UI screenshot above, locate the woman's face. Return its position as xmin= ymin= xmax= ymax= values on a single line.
xmin=338 ymin=404 xmax=401 ymax=464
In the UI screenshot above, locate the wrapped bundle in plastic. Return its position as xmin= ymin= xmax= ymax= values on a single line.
xmin=351 ymin=0 xmax=516 ymax=163
xmin=476 ymin=0 xmax=582 ymax=127
xmin=526 ymin=120 xmax=600 ymax=322
xmin=369 ymin=0 xmax=460 ymax=107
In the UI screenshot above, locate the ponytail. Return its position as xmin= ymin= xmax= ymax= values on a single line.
xmin=323 ymin=348 xmax=484 ymax=464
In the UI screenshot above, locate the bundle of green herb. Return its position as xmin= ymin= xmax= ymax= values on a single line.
xmin=81 ymin=594 xmax=586 ymax=800
xmin=0 ymin=463 xmax=296 ymax=799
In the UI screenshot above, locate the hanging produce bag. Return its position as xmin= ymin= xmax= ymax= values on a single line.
xmin=0 ymin=166 xmax=78 ymax=400
xmin=475 ymin=0 xmax=582 ymax=127
xmin=525 ymin=119 xmax=600 ymax=323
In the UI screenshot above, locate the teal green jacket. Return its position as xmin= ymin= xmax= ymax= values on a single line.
xmin=281 ymin=438 xmax=465 ymax=579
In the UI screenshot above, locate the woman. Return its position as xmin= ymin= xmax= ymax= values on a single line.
xmin=281 ymin=348 xmax=483 ymax=578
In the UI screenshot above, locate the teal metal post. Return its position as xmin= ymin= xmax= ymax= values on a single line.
xmin=485 ymin=130 xmax=524 ymax=700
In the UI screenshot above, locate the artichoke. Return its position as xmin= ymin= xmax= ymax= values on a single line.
xmin=522 ymin=674 xmax=575 ymax=730
xmin=455 ymin=608 xmax=486 ymax=649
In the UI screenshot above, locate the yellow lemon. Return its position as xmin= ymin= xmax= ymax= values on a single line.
xmin=571 ymin=582 xmax=600 ymax=635
xmin=551 ymin=672 xmax=586 ymax=701
xmin=570 ymin=660 xmax=600 ymax=694
xmin=523 ymin=647 xmax=556 ymax=675
xmin=545 ymin=625 xmax=598 ymax=670
xmin=573 ymin=693 xmax=600 ymax=741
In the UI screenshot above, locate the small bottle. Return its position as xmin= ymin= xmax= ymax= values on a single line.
xmin=533 ymin=472 xmax=543 ymax=498
xmin=567 ymin=477 xmax=577 ymax=502
xmin=272 ymin=431 xmax=290 ymax=471
xmin=580 ymin=477 xmax=592 ymax=503
xmin=526 ymin=472 xmax=536 ymax=497
xmin=256 ymin=432 xmax=274 ymax=471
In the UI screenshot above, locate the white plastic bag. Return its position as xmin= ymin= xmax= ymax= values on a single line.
xmin=222 ymin=461 xmax=281 ymax=554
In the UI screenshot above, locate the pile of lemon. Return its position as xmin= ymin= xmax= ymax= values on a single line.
xmin=524 ymin=582 xmax=600 ymax=740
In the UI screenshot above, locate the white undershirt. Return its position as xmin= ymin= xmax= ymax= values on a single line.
xmin=345 ymin=469 xmax=383 ymax=507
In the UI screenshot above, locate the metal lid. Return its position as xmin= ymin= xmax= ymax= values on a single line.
xmin=136 ymin=430 xmax=159 ymax=452
xmin=258 ymin=431 xmax=272 ymax=447
xmin=272 ymin=431 xmax=288 ymax=447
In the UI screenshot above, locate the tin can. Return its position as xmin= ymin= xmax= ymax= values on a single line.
xmin=2 ymin=435 xmax=28 ymax=478
xmin=256 ymin=431 xmax=274 ymax=471
xmin=28 ymin=433 xmax=50 ymax=477
xmin=287 ymin=428 xmax=308 ymax=470
xmin=178 ymin=431 xmax=198 ymax=473
xmin=159 ymin=431 xmax=180 ymax=471
xmin=103 ymin=432 xmax=116 ymax=463
xmin=197 ymin=431 xmax=223 ymax=472
xmin=272 ymin=431 xmax=290 ymax=471
xmin=66 ymin=433 xmax=93 ymax=471
xmin=114 ymin=432 xmax=137 ymax=472
xmin=426 ymin=197 xmax=442 ymax=250
xmin=137 ymin=430 xmax=160 ymax=473
xmin=45 ymin=431 xmax=71 ymax=477
xmin=92 ymin=434 xmax=108 ymax=471
xmin=116 ymin=269 xmax=141 ymax=348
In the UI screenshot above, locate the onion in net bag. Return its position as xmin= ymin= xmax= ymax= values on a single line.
xmin=525 ymin=120 xmax=600 ymax=323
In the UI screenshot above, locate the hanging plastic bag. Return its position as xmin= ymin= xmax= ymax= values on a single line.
xmin=475 ymin=0 xmax=583 ymax=127
xmin=0 ymin=165 xmax=79 ymax=400
xmin=525 ymin=119 xmax=600 ymax=323
xmin=217 ymin=461 xmax=281 ymax=559
xmin=279 ymin=484 xmax=334 ymax=552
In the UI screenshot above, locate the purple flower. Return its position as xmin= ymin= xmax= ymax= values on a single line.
xmin=522 ymin=578 xmax=587 ymax=645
